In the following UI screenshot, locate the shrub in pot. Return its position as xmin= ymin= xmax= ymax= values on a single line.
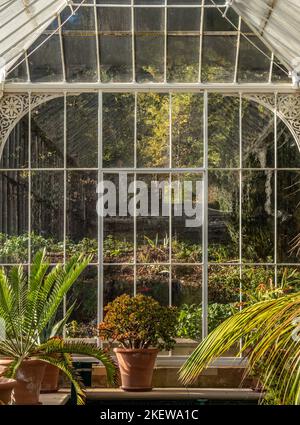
xmin=0 ymin=250 xmax=118 ymax=404
xmin=98 ymin=294 xmax=178 ymax=391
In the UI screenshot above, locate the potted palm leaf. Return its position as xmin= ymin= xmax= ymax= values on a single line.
xmin=0 ymin=250 xmax=118 ymax=405
xmin=98 ymin=294 xmax=178 ymax=391
xmin=179 ymin=289 xmax=300 ymax=405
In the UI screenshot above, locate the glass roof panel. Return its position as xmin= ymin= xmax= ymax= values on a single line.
xmin=27 ymin=19 xmax=63 ymax=83
xmin=61 ymin=7 xmax=98 ymax=82
xmin=4 ymin=2 xmax=291 ymax=85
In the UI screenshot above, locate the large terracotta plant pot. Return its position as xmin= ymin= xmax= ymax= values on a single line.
xmin=41 ymin=364 xmax=60 ymax=393
xmin=0 ymin=378 xmax=16 ymax=405
xmin=14 ymin=360 xmax=46 ymax=405
xmin=0 ymin=358 xmax=46 ymax=404
xmin=7 ymin=359 xmax=46 ymax=405
xmin=114 ymin=348 xmax=158 ymax=391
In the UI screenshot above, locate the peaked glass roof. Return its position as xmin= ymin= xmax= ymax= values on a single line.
xmin=5 ymin=0 xmax=290 ymax=85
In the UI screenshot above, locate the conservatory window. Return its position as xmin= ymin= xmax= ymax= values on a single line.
xmin=1 ymin=91 xmax=300 ymax=357
xmin=1 ymin=0 xmax=298 ymax=360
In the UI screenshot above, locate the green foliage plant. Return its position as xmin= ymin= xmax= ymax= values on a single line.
xmin=98 ymin=294 xmax=178 ymax=351
xmin=0 ymin=250 xmax=117 ymax=404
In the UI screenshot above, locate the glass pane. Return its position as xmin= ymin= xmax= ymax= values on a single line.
xmin=242 ymin=266 xmax=275 ymax=299
xmin=242 ymin=171 xmax=274 ymax=263
xmin=7 ymin=55 xmax=27 ymax=82
xmin=28 ymin=33 xmax=63 ymax=82
xmin=67 ymin=94 xmax=98 ymax=168
xmin=167 ymin=8 xmax=200 ymax=82
xmin=172 ymin=265 xmax=202 ymax=355
xmin=238 ymin=36 xmax=271 ymax=83
xmin=208 ymin=94 xmax=240 ymax=168
xmin=135 ymin=0 xmax=163 ymax=4
xmin=62 ymin=8 xmax=98 ymax=82
xmin=98 ymin=7 xmax=132 ymax=82
xmin=204 ymin=0 xmax=226 ymax=3
xmin=277 ymin=266 xmax=300 ymax=294
xmin=136 ymin=264 xmax=170 ymax=306
xmin=103 ymin=265 xmax=134 ymax=307
xmin=201 ymin=35 xmax=237 ymax=83
xmin=66 ymin=171 xmax=98 ymax=261
xmin=0 ymin=117 xmax=28 ymax=169
xmin=168 ymin=1 xmax=200 ymax=4
xmin=97 ymin=0 xmax=130 ymax=3
xmin=208 ymin=265 xmax=240 ymax=337
xmin=137 ymin=93 xmax=169 ymax=168
xmin=242 ymin=99 xmax=274 ymax=168
xmin=103 ymin=173 xmax=134 ymax=263
xmin=31 ymin=171 xmax=64 ymax=261
xmin=172 ymin=265 xmax=202 ymax=307
xmin=277 ymin=171 xmax=300 ymax=263
xmin=203 ymin=7 xmax=239 ymax=30
xmin=66 ymin=266 xmax=98 ymax=339
xmin=272 ymin=61 xmax=290 ymax=83
xmin=172 ymin=173 xmax=203 ymax=263
xmin=135 ymin=8 xmax=164 ymax=83
xmin=103 ymin=93 xmax=134 ymax=168
xmin=0 ymin=171 xmax=28 ymax=263
xmin=208 ymin=171 xmax=240 ymax=263
xmin=31 ymin=97 xmax=64 ymax=168
xmin=136 ymin=174 xmax=170 ymax=263
xmin=172 ymin=93 xmax=203 ymax=168
xmin=277 ymin=119 xmax=300 ymax=168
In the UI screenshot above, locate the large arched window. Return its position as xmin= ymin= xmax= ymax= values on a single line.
xmin=1 ymin=1 xmax=299 ymax=361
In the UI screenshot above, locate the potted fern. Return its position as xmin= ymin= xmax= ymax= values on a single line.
xmin=0 ymin=250 xmax=117 ymax=404
xmin=98 ymin=294 xmax=178 ymax=391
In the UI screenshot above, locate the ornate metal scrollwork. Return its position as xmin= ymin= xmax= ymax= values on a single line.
xmin=0 ymin=93 xmax=62 ymax=148
xmin=1 ymin=91 xmax=300 ymax=154
xmin=245 ymin=93 xmax=300 ymax=147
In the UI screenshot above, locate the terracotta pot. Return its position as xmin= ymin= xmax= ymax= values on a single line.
xmin=0 ymin=358 xmax=12 ymax=376
xmin=114 ymin=348 xmax=158 ymax=391
xmin=14 ymin=360 xmax=46 ymax=405
xmin=41 ymin=363 xmax=60 ymax=393
xmin=0 ymin=378 xmax=16 ymax=405
xmin=0 ymin=358 xmax=46 ymax=404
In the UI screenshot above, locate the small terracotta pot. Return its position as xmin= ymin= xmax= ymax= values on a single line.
xmin=114 ymin=348 xmax=158 ymax=391
xmin=41 ymin=364 xmax=60 ymax=393
xmin=14 ymin=360 xmax=46 ymax=405
xmin=0 ymin=378 xmax=17 ymax=405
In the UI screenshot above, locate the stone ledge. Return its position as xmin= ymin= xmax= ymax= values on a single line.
xmin=92 ymin=366 xmax=252 ymax=388
xmin=85 ymin=388 xmax=262 ymax=401
xmin=39 ymin=391 xmax=70 ymax=405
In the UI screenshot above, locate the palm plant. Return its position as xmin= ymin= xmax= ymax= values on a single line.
xmin=179 ymin=291 xmax=300 ymax=405
xmin=0 ymin=250 xmax=117 ymax=404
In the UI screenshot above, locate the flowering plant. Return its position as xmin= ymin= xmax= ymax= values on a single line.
xmin=98 ymin=294 xmax=178 ymax=351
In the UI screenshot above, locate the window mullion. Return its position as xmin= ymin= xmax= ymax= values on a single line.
xmin=202 ymin=90 xmax=208 ymax=339
xmin=98 ymin=91 xmax=104 ymax=331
